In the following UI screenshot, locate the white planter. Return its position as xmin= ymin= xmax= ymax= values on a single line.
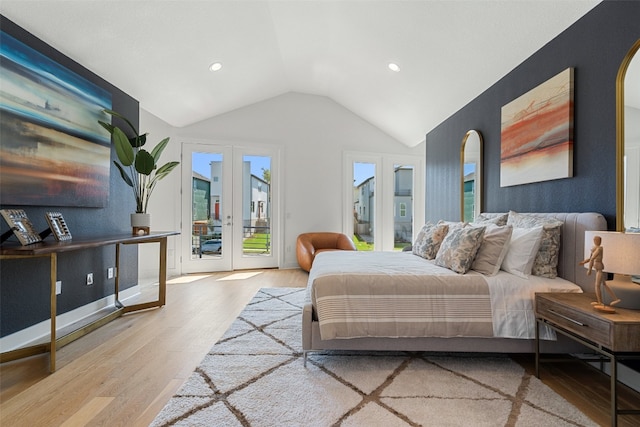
xmin=131 ymin=213 xmax=151 ymax=235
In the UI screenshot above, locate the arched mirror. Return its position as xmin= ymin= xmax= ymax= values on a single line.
xmin=616 ymin=39 xmax=640 ymax=232
xmin=461 ymin=130 xmax=483 ymax=222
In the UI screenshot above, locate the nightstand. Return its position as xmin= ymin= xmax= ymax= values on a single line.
xmin=535 ymin=292 xmax=640 ymax=427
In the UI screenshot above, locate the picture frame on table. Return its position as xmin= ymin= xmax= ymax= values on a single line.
xmin=0 ymin=209 xmax=43 ymax=245
xmin=45 ymin=212 xmax=72 ymax=241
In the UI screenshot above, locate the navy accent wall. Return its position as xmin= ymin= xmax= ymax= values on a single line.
xmin=425 ymin=0 xmax=640 ymax=229
xmin=0 ymin=16 xmax=139 ymax=336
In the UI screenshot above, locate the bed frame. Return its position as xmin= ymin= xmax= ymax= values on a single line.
xmin=302 ymin=212 xmax=607 ymax=357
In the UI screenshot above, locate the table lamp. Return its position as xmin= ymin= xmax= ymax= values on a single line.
xmin=584 ymin=231 xmax=640 ymax=310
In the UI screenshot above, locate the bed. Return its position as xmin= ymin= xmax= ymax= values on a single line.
xmin=302 ymin=212 xmax=607 ymax=359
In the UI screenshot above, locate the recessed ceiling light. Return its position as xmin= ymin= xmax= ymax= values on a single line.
xmin=388 ymin=63 xmax=400 ymax=72
xmin=209 ymin=62 xmax=223 ymax=72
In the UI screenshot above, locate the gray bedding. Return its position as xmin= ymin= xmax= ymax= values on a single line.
xmin=309 ymin=251 xmax=492 ymax=339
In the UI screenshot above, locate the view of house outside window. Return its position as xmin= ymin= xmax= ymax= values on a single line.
xmin=353 ymin=162 xmax=375 ymax=250
xmin=352 ymin=162 xmax=414 ymax=251
xmin=393 ymin=165 xmax=413 ymax=250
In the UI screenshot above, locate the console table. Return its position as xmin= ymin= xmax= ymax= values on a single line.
xmin=535 ymin=292 xmax=640 ymax=427
xmin=0 ymin=231 xmax=179 ymax=372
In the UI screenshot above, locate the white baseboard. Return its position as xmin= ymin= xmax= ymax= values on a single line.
xmin=0 ymin=285 xmax=140 ymax=352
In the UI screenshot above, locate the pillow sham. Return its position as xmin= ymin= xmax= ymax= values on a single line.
xmin=435 ymin=225 xmax=486 ymax=274
xmin=501 ymin=226 xmax=543 ymax=278
xmin=507 ymin=211 xmax=563 ymax=278
xmin=473 ymin=212 xmax=508 ymax=226
xmin=438 ymin=220 xmax=467 ymax=230
xmin=413 ymin=222 xmax=449 ymax=259
xmin=472 ymin=225 xmax=513 ymax=276
xmin=438 ymin=219 xmax=467 ymax=240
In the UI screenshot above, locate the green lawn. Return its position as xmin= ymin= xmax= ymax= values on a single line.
xmin=243 ymin=233 xmax=270 ymax=253
xmin=353 ymin=235 xmax=410 ymax=251
xmin=352 ymin=234 xmax=373 ymax=251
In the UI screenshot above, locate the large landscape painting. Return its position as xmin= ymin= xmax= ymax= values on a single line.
xmin=500 ymin=68 xmax=574 ymax=187
xmin=0 ymin=31 xmax=112 ymax=207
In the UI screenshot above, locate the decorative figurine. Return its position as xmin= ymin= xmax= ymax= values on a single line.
xmin=579 ymin=235 xmax=620 ymax=313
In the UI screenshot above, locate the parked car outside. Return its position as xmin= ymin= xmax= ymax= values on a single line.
xmin=200 ymin=239 xmax=222 ymax=254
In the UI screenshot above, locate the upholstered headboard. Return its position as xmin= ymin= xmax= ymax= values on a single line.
xmin=483 ymin=212 xmax=607 ymax=292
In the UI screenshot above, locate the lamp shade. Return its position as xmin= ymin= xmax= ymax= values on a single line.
xmin=584 ymin=231 xmax=640 ymax=275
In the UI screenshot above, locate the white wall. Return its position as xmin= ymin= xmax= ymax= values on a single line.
xmin=138 ymin=109 xmax=180 ymax=282
xmin=140 ymin=92 xmax=424 ymax=277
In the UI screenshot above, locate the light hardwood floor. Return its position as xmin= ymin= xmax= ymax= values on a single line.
xmin=1 ymin=268 xmax=638 ymax=426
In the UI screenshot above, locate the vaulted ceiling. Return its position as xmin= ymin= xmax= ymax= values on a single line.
xmin=0 ymin=1 xmax=602 ymax=147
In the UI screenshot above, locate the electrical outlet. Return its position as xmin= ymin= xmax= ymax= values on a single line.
xmin=56 ymin=280 xmax=62 ymax=295
xmin=107 ymin=267 xmax=114 ymax=279
xmin=86 ymin=273 xmax=94 ymax=285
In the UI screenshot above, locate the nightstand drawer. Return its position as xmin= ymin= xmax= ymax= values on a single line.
xmin=536 ymin=295 xmax=612 ymax=347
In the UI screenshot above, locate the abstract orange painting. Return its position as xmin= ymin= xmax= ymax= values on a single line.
xmin=500 ymin=68 xmax=574 ymax=187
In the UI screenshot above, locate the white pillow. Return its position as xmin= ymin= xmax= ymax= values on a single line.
xmin=472 ymin=225 xmax=513 ymax=276
xmin=501 ymin=226 xmax=543 ymax=278
xmin=507 ymin=211 xmax=563 ymax=278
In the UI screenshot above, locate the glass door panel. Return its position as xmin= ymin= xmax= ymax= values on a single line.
xmin=353 ymin=162 xmax=375 ymax=251
xmin=232 ymin=149 xmax=278 ymax=270
xmin=182 ymin=143 xmax=232 ymax=273
xmin=393 ymin=164 xmax=413 ymax=250
xmin=241 ymin=155 xmax=271 ymax=257
xmin=191 ymin=152 xmax=222 ymax=259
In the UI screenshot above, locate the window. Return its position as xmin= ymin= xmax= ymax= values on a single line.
xmin=344 ymin=153 xmax=423 ymax=251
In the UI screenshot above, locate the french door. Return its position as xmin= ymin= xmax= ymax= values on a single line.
xmin=344 ymin=152 xmax=424 ymax=251
xmin=181 ymin=142 xmax=279 ymax=273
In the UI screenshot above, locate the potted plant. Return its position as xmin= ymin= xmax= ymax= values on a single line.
xmin=98 ymin=109 xmax=179 ymax=233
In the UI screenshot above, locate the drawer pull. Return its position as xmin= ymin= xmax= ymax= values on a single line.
xmin=549 ymin=309 xmax=587 ymax=327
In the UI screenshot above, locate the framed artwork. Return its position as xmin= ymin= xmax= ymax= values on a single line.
xmin=500 ymin=68 xmax=574 ymax=187
xmin=0 ymin=30 xmax=113 ymax=207
xmin=45 ymin=212 xmax=72 ymax=241
xmin=0 ymin=209 xmax=43 ymax=245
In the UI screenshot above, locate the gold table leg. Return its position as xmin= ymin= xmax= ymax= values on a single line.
xmin=49 ymin=252 xmax=57 ymax=372
xmin=120 ymin=236 xmax=168 ymax=313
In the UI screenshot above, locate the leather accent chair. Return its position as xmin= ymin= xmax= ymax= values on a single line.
xmin=296 ymin=232 xmax=357 ymax=272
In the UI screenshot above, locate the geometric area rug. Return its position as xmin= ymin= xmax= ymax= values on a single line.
xmin=151 ymin=288 xmax=597 ymax=427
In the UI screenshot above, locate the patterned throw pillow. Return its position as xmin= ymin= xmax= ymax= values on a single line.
xmin=472 ymin=225 xmax=513 ymax=276
xmin=473 ymin=213 xmax=509 ymax=226
xmin=413 ymin=222 xmax=449 ymax=259
xmin=438 ymin=220 xmax=468 ymax=234
xmin=435 ymin=226 xmax=486 ymax=274
xmin=507 ymin=211 xmax=563 ymax=278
